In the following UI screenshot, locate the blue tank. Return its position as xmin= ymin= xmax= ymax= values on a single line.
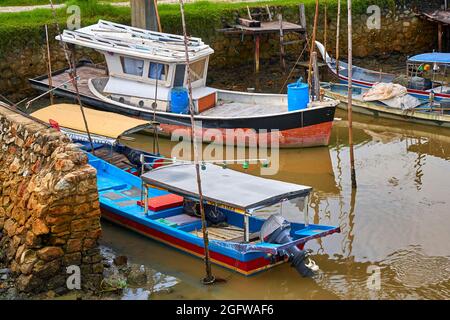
xmin=287 ymin=79 xmax=309 ymax=111
xmin=170 ymin=87 xmax=189 ymax=114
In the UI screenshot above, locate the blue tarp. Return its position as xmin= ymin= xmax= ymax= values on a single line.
xmin=408 ymin=53 xmax=450 ymax=64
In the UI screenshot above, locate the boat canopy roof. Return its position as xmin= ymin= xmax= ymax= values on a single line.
xmin=407 ymin=52 xmax=450 ymax=64
xmin=57 ymin=20 xmax=214 ymax=63
xmin=31 ymin=104 xmax=151 ymax=139
xmin=141 ymin=163 xmax=312 ymax=213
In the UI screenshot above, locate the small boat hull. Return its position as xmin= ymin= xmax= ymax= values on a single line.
xmin=101 ymin=207 xmax=285 ymax=275
xmin=323 ymin=85 xmax=450 ymax=128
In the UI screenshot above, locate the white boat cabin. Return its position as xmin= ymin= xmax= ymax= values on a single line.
xmin=58 ymin=20 xmax=217 ymax=113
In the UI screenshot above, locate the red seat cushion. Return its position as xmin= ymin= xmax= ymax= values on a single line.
xmin=137 ymin=194 xmax=184 ymax=212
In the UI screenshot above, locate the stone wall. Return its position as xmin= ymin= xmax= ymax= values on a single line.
xmin=0 ymin=103 xmax=103 ymax=293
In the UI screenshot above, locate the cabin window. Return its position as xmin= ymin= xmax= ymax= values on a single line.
xmin=148 ymin=62 xmax=168 ymax=81
xmin=120 ymin=56 xmax=144 ymax=76
xmin=173 ymin=65 xmax=186 ymax=87
xmin=188 ymin=59 xmax=206 ymax=82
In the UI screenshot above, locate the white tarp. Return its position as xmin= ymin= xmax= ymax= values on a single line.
xmin=363 ymin=83 xmax=408 ymax=101
xmin=362 ymin=83 xmax=421 ymax=110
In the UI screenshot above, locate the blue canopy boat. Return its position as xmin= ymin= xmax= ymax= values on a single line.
xmin=89 ymin=153 xmax=340 ymax=276
xmin=316 ymin=41 xmax=450 ymax=102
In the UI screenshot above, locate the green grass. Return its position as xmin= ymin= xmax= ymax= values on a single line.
xmin=0 ymin=0 xmax=64 ymax=6
xmin=0 ymin=0 xmax=124 ymax=6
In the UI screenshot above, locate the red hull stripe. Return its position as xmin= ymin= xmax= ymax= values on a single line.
xmin=159 ymin=121 xmax=334 ymax=148
xmin=101 ymin=208 xmax=285 ymax=275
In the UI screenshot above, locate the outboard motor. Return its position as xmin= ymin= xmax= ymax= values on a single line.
xmin=260 ymin=215 xmax=318 ymax=277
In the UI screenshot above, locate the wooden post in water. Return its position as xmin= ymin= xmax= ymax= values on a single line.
xmin=44 ymin=24 xmax=54 ymax=105
xmin=308 ymin=0 xmax=320 ymax=95
xmin=131 ymin=0 xmax=161 ymax=32
xmin=311 ymin=52 xmax=320 ymax=101
xmin=336 ymin=0 xmax=341 ymax=74
xmin=347 ymin=0 xmax=357 ymax=189
xmin=278 ymin=14 xmax=286 ymax=73
xmin=324 ymin=1 xmax=328 ymax=58
xmin=179 ymin=0 xmax=215 ymax=285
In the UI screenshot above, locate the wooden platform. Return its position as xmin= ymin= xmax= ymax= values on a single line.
xmin=41 ymin=65 xmax=107 ymax=99
xmin=191 ymin=226 xmax=260 ymax=243
xmin=223 ymin=20 xmax=305 ymax=35
xmin=201 ymin=101 xmax=287 ymax=117
xmin=92 ymin=146 xmax=132 ymax=170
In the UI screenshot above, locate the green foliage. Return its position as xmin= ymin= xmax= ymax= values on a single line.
xmin=0 ymin=0 xmax=409 ymax=57
xmin=0 ymin=0 xmax=63 ymax=6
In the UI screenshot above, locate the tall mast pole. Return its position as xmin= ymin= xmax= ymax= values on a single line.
xmin=49 ymin=0 xmax=95 ymax=155
xmin=336 ymin=0 xmax=341 ymax=74
xmin=179 ymin=0 xmax=215 ymax=285
xmin=308 ymin=0 xmax=320 ymax=93
xmin=347 ymin=0 xmax=357 ymax=188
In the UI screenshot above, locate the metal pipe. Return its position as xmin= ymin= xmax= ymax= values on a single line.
xmin=144 ymin=185 xmax=149 ymax=215
xmin=304 ymin=195 xmax=310 ymax=227
xmin=347 ymin=0 xmax=357 ymax=189
xmin=244 ymin=215 xmax=250 ymax=242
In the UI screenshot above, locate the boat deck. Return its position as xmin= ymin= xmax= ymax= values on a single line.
xmin=38 ymin=64 xmax=107 ymax=98
xmin=191 ymin=226 xmax=260 ymax=243
xmin=201 ymin=101 xmax=287 ymax=117
xmin=91 ymin=146 xmax=132 ymax=170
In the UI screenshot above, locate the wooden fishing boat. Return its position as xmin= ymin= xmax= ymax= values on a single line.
xmin=30 ymin=103 xmax=165 ymax=172
xmin=89 ymin=153 xmax=340 ymax=276
xmin=316 ymin=41 xmax=450 ymax=102
xmin=321 ymin=83 xmax=450 ymax=128
xmin=30 ymin=20 xmax=339 ymax=148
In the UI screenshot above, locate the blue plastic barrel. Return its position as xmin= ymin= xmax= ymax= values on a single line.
xmin=287 ymin=79 xmax=309 ymax=111
xmin=170 ymin=87 xmax=189 ymax=114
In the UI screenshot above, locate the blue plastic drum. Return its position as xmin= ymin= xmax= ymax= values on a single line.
xmin=170 ymin=87 xmax=189 ymax=114
xmin=287 ymin=80 xmax=309 ymax=111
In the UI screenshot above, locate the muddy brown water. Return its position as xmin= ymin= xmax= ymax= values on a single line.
xmin=22 ymin=57 xmax=449 ymax=299
xmin=98 ymin=109 xmax=450 ymax=300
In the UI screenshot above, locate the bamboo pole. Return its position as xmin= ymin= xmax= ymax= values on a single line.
xmin=324 ymin=1 xmax=328 ymax=58
xmin=347 ymin=0 xmax=357 ymax=189
xmin=278 ymin=14 xmax=286 ymax=73
xmin=308 ymin=0 xmax=320 ymax=94
xmin=44 ymin=24 xmax=54 ymax=105
xmin=48 ymin=0 xmax=96 ymax=155
xmin=179 ymin=0 xmax=215 ymax=285
xmin=336 ymin=0 xmax=341 ymax=74
xmin=153 ymin=0 xmax=162 ymax=32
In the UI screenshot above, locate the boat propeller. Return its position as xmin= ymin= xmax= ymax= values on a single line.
xmin=260 ymin=215 xmax=319 ymax=277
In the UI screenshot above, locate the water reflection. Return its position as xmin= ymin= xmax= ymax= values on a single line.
xmin=109 ymin=109 xmax=450 ymax=299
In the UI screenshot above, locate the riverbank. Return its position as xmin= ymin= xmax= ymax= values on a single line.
xmin=0 ymin=0 xmax=440 ymax=100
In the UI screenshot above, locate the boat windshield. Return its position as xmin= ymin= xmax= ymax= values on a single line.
xmin=250 ymin=195 xmax=310 ymax=224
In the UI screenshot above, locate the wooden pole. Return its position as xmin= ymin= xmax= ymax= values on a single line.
xmin=438 ymin=23 xmax=443 ymax=52
xmin=308 ymin=0 xmax=320 ymax=93
xmin=255 ymin=34 xmax=260 ymax=73
xmin=336 ymin=0 xmax=341 ymax=74
xmin=179 ymin=0 xmax=215 ymax=285
xmin=278 ymin=14 xmax=286 ymax=73
xmin=49 ymin=0 xmax=95 ymax=155
xmin=153 ymin=0 xmax=162 ymax=32
xmin=44 ymin=24 xmax=54 ymax=105
xmin=131 ymin=0 xmax=160 ymax=31
xmin=324 ymin=1 xmax=328 ymax=58
xmin=299 ymin=4 xmax=307 ymax=31
xmin=311 ymin=52 xmax=320 ymax=100
xmin=347 ymin=0 xmax=357 ymax=189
